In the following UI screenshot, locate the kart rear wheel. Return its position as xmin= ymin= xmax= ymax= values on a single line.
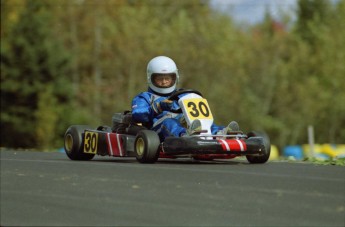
xmin=135 ymin=130 xmax=160 ymax=163
xmin=246 ymin=131 xmax=271 ymax=164
xmin=64 ymin=125 xmax=95 ymax=161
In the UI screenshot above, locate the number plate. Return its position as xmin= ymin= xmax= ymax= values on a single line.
xmin=84 ymin=131 xmax=98 ymax=154
xmin=182 ymin=98 xmax=213 ymax=121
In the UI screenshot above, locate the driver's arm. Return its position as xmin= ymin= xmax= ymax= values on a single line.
xmin=131 ymin=93 xmax=154 ymax=123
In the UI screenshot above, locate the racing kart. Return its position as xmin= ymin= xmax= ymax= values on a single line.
xmin=64 ymin=89 xmax=271 ymax=164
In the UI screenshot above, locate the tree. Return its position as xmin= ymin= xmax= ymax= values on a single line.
xmin=1 ymin=0 xmax=344 ymax=150
xmin=1 ymin=0 xmax=72 ymax=148
xmin=295 ymin=0 xmax=332 ymax=45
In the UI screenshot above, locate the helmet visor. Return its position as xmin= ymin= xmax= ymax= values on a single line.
xmin=151 ymin=73 xmax=176 ymax=88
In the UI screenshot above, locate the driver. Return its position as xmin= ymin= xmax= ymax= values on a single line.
xmin=131 ymin=56 xmax=239 ymax=141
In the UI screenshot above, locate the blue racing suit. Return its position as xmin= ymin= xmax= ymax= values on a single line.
xmin=131 ymin=88 xmax=224 ymax=141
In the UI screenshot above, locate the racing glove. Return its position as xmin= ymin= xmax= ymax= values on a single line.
xmin=152 ymin=99 xmax=173 ymax=114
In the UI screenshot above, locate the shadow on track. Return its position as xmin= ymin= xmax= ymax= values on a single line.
xmin=88 ymin=156 xmax=247 ymax=165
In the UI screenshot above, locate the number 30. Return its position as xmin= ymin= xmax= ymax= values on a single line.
xmin=84 ymin=132 xmax=97 ymax=154
xmin=187 ymin=101 xmax=210 ymax=118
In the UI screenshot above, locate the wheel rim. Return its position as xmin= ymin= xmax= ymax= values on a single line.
xmin=65 ymin=134 xmax=73 ymax=152
xmin=136 ymin=138 xmax=145 ymax=156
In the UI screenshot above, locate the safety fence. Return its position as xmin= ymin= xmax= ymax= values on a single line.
xmin=269 ymin=144 xmax=345 ymax=161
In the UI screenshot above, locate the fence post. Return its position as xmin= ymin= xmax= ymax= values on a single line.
xmin=308 ymin=125 xmax=315 ymax=158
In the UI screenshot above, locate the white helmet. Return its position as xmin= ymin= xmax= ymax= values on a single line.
xmin=147 ymin=56 xmax=179 ymax=95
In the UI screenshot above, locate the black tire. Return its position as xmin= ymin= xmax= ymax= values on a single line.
xmin=135 ymin=130 xmax=160 ymax=163
xmin=64 ymin=125 xmax=95 ymax=161
xmin=246 ymin=131 xmax=271 ymax=164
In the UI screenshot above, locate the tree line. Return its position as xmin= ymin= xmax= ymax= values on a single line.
xmin=1 ymin=0 xmax=344 ymax=150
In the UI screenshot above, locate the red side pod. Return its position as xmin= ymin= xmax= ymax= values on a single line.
xmin=105 ymin=133 xmax=125 ymax=156
xmin=218 ymin=139 xmax=247 ymax=152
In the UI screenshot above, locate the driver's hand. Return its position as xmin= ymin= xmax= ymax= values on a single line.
xmin=160 ymin=99 xmax=173 ymax=111
xmin=152 ymin=99 xmax=173 ymax=113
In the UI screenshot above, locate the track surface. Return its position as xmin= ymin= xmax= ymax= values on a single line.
xmin=1 ymin=150 xmax=344 ymax=226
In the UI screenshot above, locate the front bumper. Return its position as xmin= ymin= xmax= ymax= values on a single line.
xmin=162 ymin=136 xmax=267 ymax=156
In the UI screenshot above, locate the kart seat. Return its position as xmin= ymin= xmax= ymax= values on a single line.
xmin=112 ymin=111 xmax=149 ymax=135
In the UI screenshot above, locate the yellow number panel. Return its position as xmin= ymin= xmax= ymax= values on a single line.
xmin=182 ymin=98 xmax=213 ymax=121
xmin=84 ymin=131 xmax=98 ymax=154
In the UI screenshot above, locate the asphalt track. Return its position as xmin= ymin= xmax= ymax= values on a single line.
xmin=1 ymin=150 xmax=344 ymax=226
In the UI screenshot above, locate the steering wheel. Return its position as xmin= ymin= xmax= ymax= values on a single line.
xmin=167 ymin=89 xmax=203 ymax=101
xmin=166 ymin=89 xmax=203 ymax=113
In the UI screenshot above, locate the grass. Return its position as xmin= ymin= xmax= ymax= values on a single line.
xmin=303 ymin=157 xmax=345 ymax=166
xmin=275 ymin=156 xmax=345 ymax=166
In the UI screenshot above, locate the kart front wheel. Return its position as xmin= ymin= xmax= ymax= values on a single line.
xmin=246 ymin=131 xmax=271 ymax=164
xmin=135 ymin=130 xmax=160 ymax=163
xmin=64 ymin=125 xmax=95 ymax=161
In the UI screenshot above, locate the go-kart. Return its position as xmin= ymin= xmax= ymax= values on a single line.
xmin=64 ymin=89 xmax=270 ymax=164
